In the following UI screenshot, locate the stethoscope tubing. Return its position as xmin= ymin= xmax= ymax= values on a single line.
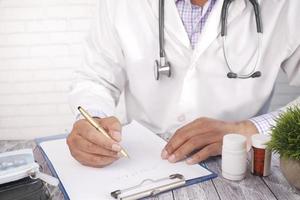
xmin=156 ymin=0 xmax=263 ymax=80
xmin=222 ymin=33 xmax=263 ymax=79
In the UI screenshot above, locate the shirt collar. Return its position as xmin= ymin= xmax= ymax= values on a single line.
xmin=175 ymin=0 xmax=210 ymax=7
xmin=177 ymin=0 xmax=193 ymax=8
xmin=175 ymin=0 xmax=190 ymax=4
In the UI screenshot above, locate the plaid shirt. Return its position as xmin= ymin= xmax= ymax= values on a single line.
xmin=175 ymin=0 xmax=278 ymax=134
xmin=175 ymin=0 xmax=217 ymax=49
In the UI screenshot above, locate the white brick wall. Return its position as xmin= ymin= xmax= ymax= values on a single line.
xmin=0 ymin=0 xmax=299 ymax=140
xmin=0 ymin=0 xmax=96 ymax=139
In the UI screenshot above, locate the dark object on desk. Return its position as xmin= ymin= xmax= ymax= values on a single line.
xmin=0 ymin=177 xmax=50 ymax=200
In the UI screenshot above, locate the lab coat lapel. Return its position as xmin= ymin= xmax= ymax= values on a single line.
xmin=191 ymin=0 xmax=247 ymax=68
xmin=147 ymin=0 xmax=191 ymax=49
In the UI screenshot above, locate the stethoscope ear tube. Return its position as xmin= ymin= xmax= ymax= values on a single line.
xmin=221 ymin=0 xmax=263 ymax=79
xmin=248 ymin=0 xmax=263 ymax=33
xmin=221 ymin=0 xmax=263 ymax=35
xmin=221 ymin=0 xmax=231 ymax=36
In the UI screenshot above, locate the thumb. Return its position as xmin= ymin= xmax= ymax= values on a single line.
xmin=99 ymin=117 xmax=122 ymax=142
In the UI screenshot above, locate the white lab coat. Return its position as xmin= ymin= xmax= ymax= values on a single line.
xmin=69 ymin=0 xmax=300 ymax=135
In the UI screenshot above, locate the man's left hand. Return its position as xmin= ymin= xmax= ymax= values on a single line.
xmin=161 ymin=117 xmax=258 ymax=165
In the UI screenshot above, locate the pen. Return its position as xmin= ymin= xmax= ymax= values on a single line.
xmin=78 ymin=106 xmax=129 ymax=158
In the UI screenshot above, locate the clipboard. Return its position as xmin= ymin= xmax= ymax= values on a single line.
xmin=35 ymin=121 xmax=217 ymax=200
xmin=36 ymin=135 xmax=217 ymax=200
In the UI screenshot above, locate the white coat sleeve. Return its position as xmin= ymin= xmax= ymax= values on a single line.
xmin=281 ymin=45 xmax=300 ymax=87
xmin=68 ymin=0 xmax=126 ymax=118
xmin=279 ymin=1 xmax=300 ymax=105
xmin=279 ymin=44 xmax=300 ymax=109
xmin=250 ymin=45 xmax=300 ymax=134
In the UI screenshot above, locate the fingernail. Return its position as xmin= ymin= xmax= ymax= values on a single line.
xmin=112 ymin=144 xmax=121 ymax=152
xmin=186 ymin=158 xmax=194 ymax=165
xmin=112 ymin=131 xmax=122 ymax=142
xmin=161 ymin=150 xmax=169 ymax=159
xmin=168 ymin=154 xmax=176 ymax=163
xmin=117 ymin=152 xmax=123 ymax=158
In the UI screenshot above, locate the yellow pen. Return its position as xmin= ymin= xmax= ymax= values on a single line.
xmin=78 ymin=106 xmax=129 ymax=158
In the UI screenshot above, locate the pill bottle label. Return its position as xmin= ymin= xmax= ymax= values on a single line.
xmin=251 ymin=147 xmax=271 ymax=176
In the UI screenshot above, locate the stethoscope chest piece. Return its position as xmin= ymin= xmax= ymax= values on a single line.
xmin=154 ymin=0 xmax=172 ymax=81
xmin=154 ymin=58 xmax=171 ymax=80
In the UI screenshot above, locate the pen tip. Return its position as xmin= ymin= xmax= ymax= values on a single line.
xmin=121 ymin=151 xmax=130 ymax=159
xmin=78 ymin=106 xmax=82 ymax=110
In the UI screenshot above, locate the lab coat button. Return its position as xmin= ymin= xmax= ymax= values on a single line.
xmin=177 ymin=115 xmax=186 ymax=122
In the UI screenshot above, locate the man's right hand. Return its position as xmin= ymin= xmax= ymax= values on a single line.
xmin=67 ymin=116 xmax=122 ymax=168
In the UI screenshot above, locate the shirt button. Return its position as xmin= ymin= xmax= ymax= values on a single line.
xmin=177 ymin=114 xmax=186 ymax=122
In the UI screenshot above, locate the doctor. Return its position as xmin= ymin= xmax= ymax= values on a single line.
xmin=67 ymin=0 xmax=300 ymax=167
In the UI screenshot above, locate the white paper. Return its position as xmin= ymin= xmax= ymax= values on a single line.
xmin=40 ymin=121 xmax=212 ymax=200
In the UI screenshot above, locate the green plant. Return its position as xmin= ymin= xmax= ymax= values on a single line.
xmin=267 ymin=105 xmax=300 ymax=160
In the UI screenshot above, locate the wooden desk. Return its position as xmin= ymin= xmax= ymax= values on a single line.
xmin=1 ymin=140 xmax=299 ymax=200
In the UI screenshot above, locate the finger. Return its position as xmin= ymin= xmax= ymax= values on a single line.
xmin=78 ymin=128 xmax=121 ymax=152
xmin=100 ymin=116 xmax=122 ymax=132
xmin=70 ymin=149 xmax=118 ymax=168
xmin=73 ymin=134 xmax=120 ymax=158
xmin=162 ymin=127 xmax=208 ymax=160
xmin=73 ymin=119 xmax=90 ymax=133
xmin=100 ymin=117 xmax=122 ymax=142
xmin=174 ymin=118 xmax=204 ymax=135
xmin=186 ymin=143 xmax=222 ymax=165
xmin=162 ymin=118 xmax=215 ymax=159
xmin=168 ymin=134 xmax=212 ymax=163
xmin=173 ymin=117 xmax=213 ymax=139
xmin=74 ymin=118 xmax=122 ymax=142
xmin=162 ymin=129 xmax=193 ymax=159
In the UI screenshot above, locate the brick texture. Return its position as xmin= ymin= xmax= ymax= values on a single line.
xmin=0 ymin=0 xmax=96 ymax=139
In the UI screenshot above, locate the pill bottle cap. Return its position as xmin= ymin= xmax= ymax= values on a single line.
xmin=251 ymin=134 xmax=271 ymax=149
xmin=223 ymin=134 xmax=247 ymax=151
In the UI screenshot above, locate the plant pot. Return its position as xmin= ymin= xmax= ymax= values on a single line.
xmin=280 ymin=157 xmax=300 ymax=190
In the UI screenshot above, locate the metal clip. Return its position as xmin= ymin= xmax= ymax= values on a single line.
xmin=111 ymin=174 xmax=185 ymax=200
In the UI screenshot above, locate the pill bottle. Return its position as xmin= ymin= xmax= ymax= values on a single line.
xmin=251 ymin=134 xmax=271 ymax=177
xmin=222 ymin=134 xmax=247 ymax=181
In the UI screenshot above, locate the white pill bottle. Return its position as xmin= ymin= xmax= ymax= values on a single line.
xmin=222 ymin=134 xmax=247 ymax=181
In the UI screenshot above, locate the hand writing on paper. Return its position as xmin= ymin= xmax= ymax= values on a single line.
xmin=67 ymin=117 xmax=122 ymax=168
xmin=161 ymin=118 xmax=258 ymax=165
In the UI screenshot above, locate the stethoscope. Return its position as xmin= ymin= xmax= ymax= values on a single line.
xmin=154 ymin=0 xmax=263 ymax=80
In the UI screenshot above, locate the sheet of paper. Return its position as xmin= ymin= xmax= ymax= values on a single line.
xmin=40 ymin=121 xmax=212 ymax=200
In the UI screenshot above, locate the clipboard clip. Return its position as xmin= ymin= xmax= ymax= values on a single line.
xmin=111 ymin=174 xmax=186 ymax=200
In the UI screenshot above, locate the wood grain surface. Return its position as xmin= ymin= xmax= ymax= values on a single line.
xmin=0 ymin=141 xmax=299 ymax=200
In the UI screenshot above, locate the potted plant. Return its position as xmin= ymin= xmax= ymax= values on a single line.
xmin=267 ymin=106 xmax=300 ymax=190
